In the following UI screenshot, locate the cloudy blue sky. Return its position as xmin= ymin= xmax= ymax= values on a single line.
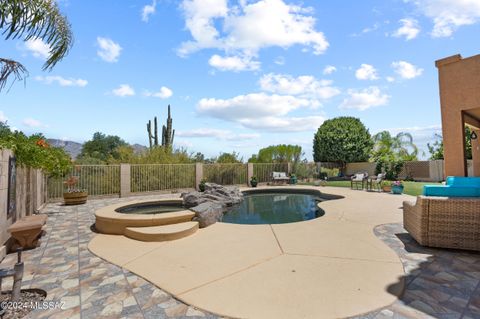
xmin=1 ymin=0 xmax=480 ymax=160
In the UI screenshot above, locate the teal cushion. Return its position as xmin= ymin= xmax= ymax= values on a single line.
xmin=446 ymin=176 xmax=480 ymax=187
xmin=423 ymin=185 xmax=480 ymax=197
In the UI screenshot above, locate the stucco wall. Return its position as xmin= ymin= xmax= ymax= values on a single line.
xmin=436 ymin=54 xmax=480 ymax=176
xmin=0 ymin=149 xmax=47 ymax=261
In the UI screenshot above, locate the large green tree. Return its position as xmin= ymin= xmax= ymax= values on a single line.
xmin=78 ymin=132 xmax=127 ymax=163
xmin=313 ymin=117 xmax=373 ymax=165
xmin=0 ymin=0 xmax=73 ymax=90
xmin=248 ymin=144 xmax=303 ymax=163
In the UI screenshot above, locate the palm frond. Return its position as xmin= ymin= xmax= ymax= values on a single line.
xmin=0 ymin=0 xmax=73 ymax=70
xmin=0 ymin=58 xmax=28 ymax=91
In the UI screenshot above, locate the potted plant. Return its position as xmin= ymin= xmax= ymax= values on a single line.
xmin=381 ymin=180 xmax=392 ymax=193
xmin=391 ymin=181 xmax=404 ymax=194
xmin=63 ymin=176 xmax=87 ymax=205
xmin=198 ymin=179 xmax=207 ymax=192
xmin=250 ymin=176 xmax=258 ymax=187
xmin=289 ymin=174 xmax=297 ymax=185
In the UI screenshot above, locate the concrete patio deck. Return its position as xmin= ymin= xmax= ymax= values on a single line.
xmin=89 ymin=186 xmax=406 ymax=319
xmin=0 ymin=186 xmax=479 ymax=318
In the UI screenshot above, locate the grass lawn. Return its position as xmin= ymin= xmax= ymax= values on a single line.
xmin=299 ymin=180 xmax=441 ymax=196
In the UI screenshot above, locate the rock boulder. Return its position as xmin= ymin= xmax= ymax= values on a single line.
xmin=181 ymin=183 xmax=243 ymax=227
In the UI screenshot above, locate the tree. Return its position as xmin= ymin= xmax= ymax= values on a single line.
xmin=370 ymin=131 xmax=418 ymax=180
xmin=248 ymin=144 xmax=303 ymax=163
xmin=0 ymin=0 xmax=73 ymax=90
xmin=78 ymin=132 xmax=127 ymax=163
xmin=371 ymin=131 xmax=418 ymax=161
xmin=191 ymin=152 xmax=205 ymax=163
xmin=313 ymin=117 xmax=373 ymax=166
xmin=216 ymin=152 xmax=242 ymax=163
xmin=427 ymin=127 xmax=473 ymax=160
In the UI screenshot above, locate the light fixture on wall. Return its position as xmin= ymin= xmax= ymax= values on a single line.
xmin=471 ymin=131 xmax=478 ymax=140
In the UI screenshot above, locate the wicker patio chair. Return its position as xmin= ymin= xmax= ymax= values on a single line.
xmin=350 ymin=172 xmax=368 ymax=190
xmin=403 ymin=196 xmax=480 ymax=251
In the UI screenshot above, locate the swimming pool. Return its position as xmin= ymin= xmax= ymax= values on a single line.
xmin=222 ymin=191 xmax=326 ymax=225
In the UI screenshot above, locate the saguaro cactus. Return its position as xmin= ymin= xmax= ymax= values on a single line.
xmin=147 ymin=105 xmax=175 ymax=148
xmin=162 ymin=104 xmax=175 ymax=147
xmin=146 ymin=116 xmax=159 ymax=149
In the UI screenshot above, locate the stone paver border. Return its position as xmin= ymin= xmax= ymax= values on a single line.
xmin=0 ymin=187 xmax=478 ymax=318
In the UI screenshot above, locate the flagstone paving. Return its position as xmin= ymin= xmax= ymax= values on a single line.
xmin=0 ymin=191 xmax=479 ymax=318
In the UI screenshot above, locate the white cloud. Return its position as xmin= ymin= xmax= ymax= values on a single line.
xmin=97 ymin=37 xmax=122 ymax=63
xmin=179 ymin=0 xmax=329 ymax=62
xmin=323 ymin=65 xmax=337 ymax=75
xmin=340 ymin=86 xmax=390 ymax=111
xmin=197 ymin=93 xmax=315 ymax=120
xmin=355 ymin=64 xmax=379 ymax=80
xmin=407 ymin=0 xmax=480 ymax=37
xmin=142 ymin=0 xmax=156 ymax=22
xmin=25 ymin=38 xmax=50 ymax=59
xmin=391 ymin=61 xmax=423 ymax=79
xmin=177 ymin=128 xmax=260 ymax=140
xmin=112 ymin=84 xmax=135 ymax=97
xmin=35 ymin=75 xmax=88 ymax=87
xmin=22 ymin=118 xmax=46 ymax=128
xmin=144 ymin=86 xmax=173 ymax=99
xmin=0 ymin=111 xmax=8 ymax=122
xmin=392 ymin=18 xmax=420 ymax=40
xmin=196 ymin=92 xmax=323 ymax=132
xmin=259 ymin=73 xmax=340 ymax=100
xmin=239 ymin=115 xmax=325 ymax=132
xmin=208 ymin=54 xmax=260 ymax=71
xmin=386 ymin=76 xmax=395 ymax=83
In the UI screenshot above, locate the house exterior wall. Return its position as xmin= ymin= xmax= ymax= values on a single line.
xmin=436 ymin=54 xmax=480 ymax=177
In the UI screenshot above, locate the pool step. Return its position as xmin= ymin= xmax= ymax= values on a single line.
xmin=124 ymin=221 xmax=199 ymax=242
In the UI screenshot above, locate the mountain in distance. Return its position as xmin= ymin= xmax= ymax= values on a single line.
xmin=47 ymin=139 xmax=83 ymax=159
xmin=47 ymin=139 xmax=149 ymax=159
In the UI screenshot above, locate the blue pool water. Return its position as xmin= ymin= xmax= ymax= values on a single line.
xmin=222 ymin=192 xmax=325 ymax=225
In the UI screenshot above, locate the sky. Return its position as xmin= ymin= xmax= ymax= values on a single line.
xmin=1 ymin=0 xmax=480 ymax=161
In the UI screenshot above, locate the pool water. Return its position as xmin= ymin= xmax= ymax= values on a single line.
xmin=222 ymin=193 xmax=325 ymax=225
xmin=116 ymin=202 xmax=185 ymax=214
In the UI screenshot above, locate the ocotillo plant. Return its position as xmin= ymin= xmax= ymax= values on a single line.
xmin=147 ymin=105 xmax=174 ymax=148
xmin=162 ymin=104 xmax=175 ymax=147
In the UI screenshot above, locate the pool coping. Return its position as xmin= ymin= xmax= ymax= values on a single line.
xmin=94 ymin=198 xmax=195 ymax=235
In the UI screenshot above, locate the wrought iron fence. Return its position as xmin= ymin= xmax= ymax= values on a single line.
xmin=203 ymin=163 xmax=248 ymax=185
xmin=130 ymin=164 xmax=196 ymax=193
xmin=47 ymin=165 xmax=120 ymax=200
xmin=253 ymin=163 xmax=289 ymax=183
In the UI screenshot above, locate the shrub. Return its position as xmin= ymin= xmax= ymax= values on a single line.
xmin=0 ymin=122 xmax=72 ymax=176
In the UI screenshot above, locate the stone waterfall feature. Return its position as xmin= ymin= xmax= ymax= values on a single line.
xmin=181 ymin=183 xmax=243 ymax=228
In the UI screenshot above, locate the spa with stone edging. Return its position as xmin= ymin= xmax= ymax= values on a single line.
xmin=89 ymin=185 xmax=412 ymax=319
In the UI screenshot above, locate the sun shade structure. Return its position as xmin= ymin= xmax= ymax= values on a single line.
xmin=436 ymin=54 xmax=480 ymax=177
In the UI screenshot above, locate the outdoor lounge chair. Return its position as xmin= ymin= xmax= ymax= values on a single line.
xmin=367 ymin=173 xmax=385 ymax=191
xmin=271 ymin=172 xmax=290 ymax=185
xmin=350 ymin=172 xmax=368 ymax=190
xmin=403 ymin=196 xmax=480 ymax=251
